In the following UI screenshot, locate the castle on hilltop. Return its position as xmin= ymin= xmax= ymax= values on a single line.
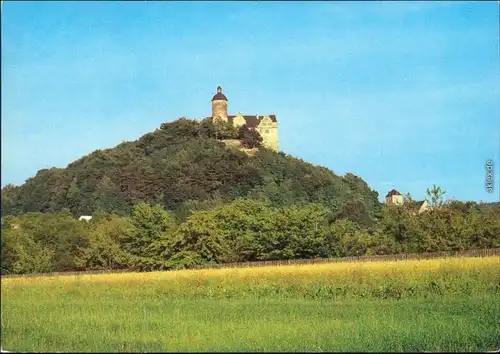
xmin=205 ymin=86 xmax=279 ymax=151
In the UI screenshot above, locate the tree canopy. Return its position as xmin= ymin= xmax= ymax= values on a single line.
xmin=2 ymin=197 xmax=499 ymax=275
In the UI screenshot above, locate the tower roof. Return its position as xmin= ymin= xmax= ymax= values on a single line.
xmin=385 ymin=189 xmax=402 ymax=197
xmin=211 ymin=86 xmax=228 ymax=101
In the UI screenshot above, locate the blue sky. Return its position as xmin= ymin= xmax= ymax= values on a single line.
xmin=2 ymin=1 xmax=499 ymax=202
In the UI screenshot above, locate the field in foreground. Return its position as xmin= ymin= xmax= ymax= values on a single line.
xmin=2 ymin=256 xmax=500 ymax=352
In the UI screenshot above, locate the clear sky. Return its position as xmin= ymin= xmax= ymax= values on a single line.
xmin=2 ymin=1 xmax=499 ymax=202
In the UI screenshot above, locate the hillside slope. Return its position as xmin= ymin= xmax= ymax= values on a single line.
xmin=1 ymin=118 xmax=380 ymax=219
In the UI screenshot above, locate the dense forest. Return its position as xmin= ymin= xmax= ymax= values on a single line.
xmin=1 ymin=118 xmax=379 ymax=220
xmin=1 ymin=118 xmax=499 ymax=275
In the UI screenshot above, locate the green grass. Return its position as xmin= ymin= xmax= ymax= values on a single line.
xmin=2 ymin=295 xmax=500 ymax=352
xmin=2 ymin=256 xmax=500 ymax=352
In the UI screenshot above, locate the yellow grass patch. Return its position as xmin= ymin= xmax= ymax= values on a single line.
xmin=3 ymin=255 xmax=499 ymax=288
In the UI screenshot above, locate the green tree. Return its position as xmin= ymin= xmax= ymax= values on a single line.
xmin=165 ymin=250 xmax=206 ymax=270
xmin=327 ymin=199 xmax=375 ymax=230
xmin=197 ymin=118 xmax=216 ymax=138
xmin=375 ymin=203 xmax=420 ymax=253
xmin=65 ymin=177 xmax=81 ymax=215
xmin=325 ymin=219 xmax=372 ymax=257
xmin=426 ymin=184 xmax=446 ymax=208
xmin=1 ymin=184 xmax=22 ymax=216
xmin=74 ymin=216 xmax=134 ymax=270
xmin=1 ymin=220 xmax=53 ymax=275
xmin=92 ymin=175 xmax=127 ymax=213
xmin=172 ymin=210 xmax=234 ymax=264
xmin=123 ymin=202 xmax=177 ymax=270
xmin=238 ymin=124 xmax=263 ymax=148
xmin=268 ymin=203 xmax=331 ymax=259
xmin=213 ymin=119 xmax=239 ymax=140
xmin=18 ymin=211 xmax=91 ymax=271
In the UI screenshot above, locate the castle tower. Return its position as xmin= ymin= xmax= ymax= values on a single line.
xmin=211 ymin=86 xmax=228 ymax=122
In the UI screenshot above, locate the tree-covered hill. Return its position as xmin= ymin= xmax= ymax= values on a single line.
xmin=1 ymin=118 xmax=380 ymax=220
xmin=2 ymin=118 xmax=499 ymax=275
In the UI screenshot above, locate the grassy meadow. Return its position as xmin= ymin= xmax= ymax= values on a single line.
xmin=2 ymin=256 xmax=500 ymax=352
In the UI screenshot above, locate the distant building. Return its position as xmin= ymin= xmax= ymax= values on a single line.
xmin=408 ymin=200 xmax=430 ymax=214
xmin=385 ymin=189 xmax=404 ymax=205
xmin=203 ymin=86 xmax=279 ymax=151
xmin=78 ymin=215 xmax=92 ymax=222
xmin=384 ymin=189 xmax=430 ymax=214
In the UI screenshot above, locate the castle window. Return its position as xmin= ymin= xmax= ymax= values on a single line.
xmin=265 ymin=129 xmax=269 ymax=134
